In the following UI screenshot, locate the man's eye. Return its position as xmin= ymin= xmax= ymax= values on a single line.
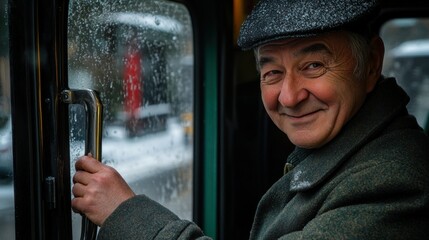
xmin=261 ymin=70 xmax=283 ymax=82
xmin=301 ymin=62 xmax=327 ymax=78
xmin=307 ymin=62 xmax=323 ymax=69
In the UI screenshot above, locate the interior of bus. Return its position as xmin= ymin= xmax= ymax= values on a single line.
xmin=0 ymin=0 xmax=428 ymax=239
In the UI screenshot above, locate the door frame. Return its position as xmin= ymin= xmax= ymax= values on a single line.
xmin=9 ymin=0 xmax=71 ymax=239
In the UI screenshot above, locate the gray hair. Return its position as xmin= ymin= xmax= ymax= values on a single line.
xmin=346 ymin=31 xmax=372 ymax=81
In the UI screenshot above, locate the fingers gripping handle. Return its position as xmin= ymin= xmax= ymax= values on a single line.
xmin=62 ymin=89 xmax=103 ymax=240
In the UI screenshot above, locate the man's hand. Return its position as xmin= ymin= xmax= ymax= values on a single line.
xmin=71 ymin=155 xmax=135 ymax=226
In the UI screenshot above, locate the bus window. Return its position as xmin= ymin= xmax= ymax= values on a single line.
xmin=68 ymin=0 xmax=194 ymax=238
xmin=381 ymin=18 xmax=429 ymax=131
xmin=0 ymin=0 xmax=13 ymax=238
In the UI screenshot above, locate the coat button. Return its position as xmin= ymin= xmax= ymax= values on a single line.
xmin=284 ymin=163 xmax=294 ymax=174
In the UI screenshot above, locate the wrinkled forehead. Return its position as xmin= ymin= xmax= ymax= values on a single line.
xmin=259 ymin=38 xmax=300 ymax=49
xmin=255 ymin=32 xmax=347 ymax=57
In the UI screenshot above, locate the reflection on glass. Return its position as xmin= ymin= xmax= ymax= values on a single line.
xmin=0 ymin=0 xmax=14 ymax=239
xmin=68 ymin=0 xmax=194 ymax=238
xmin=381 ymin=18 xmax=429 ymax=129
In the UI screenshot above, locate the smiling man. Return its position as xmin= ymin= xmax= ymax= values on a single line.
xmin=256 ymin=31 xmax=380 ymax=149
xmin=237 ymin=0 xmax=429 ymax=239
xmin=71 ymin=0 xmax=429 ymax=239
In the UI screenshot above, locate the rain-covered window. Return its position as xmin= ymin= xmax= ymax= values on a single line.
xmin=381 ymin=18 xmax=429 ymax=131
xmin=68 ymin=0 xmax=194 ymax=238
xmin=0 ymin=0 xmax=13 ymax=238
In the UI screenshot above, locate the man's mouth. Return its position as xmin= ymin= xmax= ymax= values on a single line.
xmin=282 ymin=109 xmax=322 ymax=118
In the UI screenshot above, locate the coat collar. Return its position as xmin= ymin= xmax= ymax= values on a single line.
xmin=287 ymin=77 xmax=410 ymax=192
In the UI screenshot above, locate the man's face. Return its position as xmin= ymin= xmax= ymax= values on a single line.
xmin=258 ymin=31 xmax=375 ymax=149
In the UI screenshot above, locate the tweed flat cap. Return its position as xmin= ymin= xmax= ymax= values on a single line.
xmin=238 ymin=0 xmax=380 ymax=50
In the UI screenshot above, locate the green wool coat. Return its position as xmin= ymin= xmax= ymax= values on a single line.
xmin=98 ymin=78 xmax=429 ymax=240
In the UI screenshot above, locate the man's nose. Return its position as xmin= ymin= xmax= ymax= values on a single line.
xmin=278 ymin=74 xmax=308 ymax=107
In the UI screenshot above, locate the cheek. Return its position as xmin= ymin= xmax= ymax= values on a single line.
xmin=260 ymin=85 xmax=279 ymax=110
xmin=311 ymin=69 xmax=361 ymax=103
xmin=308 ymin=80 xmax=339 ymax=105
xmin=312 ymin=76 xmax=366 ymax=123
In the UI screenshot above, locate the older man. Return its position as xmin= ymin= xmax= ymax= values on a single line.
xmin=71 ymin=0 xmax=429 ymax=239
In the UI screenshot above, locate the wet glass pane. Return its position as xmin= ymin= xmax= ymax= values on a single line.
xmin=68 ymin=0 xmax=194 ymax=238
xmin=0 ymin=0 xmax=14 ymax=238
xmin=381 ymin=18 xmax=429 ymax=130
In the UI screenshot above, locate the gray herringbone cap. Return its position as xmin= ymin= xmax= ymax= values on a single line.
xmin=238 ymin=0 xmax=380 ymax=50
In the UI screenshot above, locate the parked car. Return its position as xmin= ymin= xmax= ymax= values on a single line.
xmin=386 ymin=39 xmax=429 ymax=131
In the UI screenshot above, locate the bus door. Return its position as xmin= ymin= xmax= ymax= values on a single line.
xmin=7 ymin=0 xmax=200 ymax=239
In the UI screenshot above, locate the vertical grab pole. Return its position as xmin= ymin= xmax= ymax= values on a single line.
xmin=61 ymin=89 xmax=103 ymax=240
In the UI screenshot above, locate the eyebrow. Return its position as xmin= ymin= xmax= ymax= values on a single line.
xmin=257 ymin=43 xmax=332 ymax=70
xmin=257 ymin=55 xmax=275 ymax=70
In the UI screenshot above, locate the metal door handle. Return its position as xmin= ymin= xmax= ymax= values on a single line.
xmin=62 ymin=89 xmax=103 ymax=240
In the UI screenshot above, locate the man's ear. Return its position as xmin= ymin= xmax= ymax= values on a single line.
xmin=366 ymin=36 xmax=385 ymax=93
